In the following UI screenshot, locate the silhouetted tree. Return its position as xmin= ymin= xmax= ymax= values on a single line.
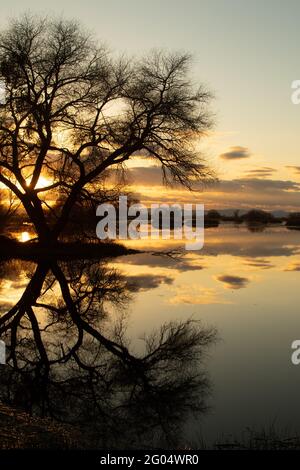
xmin=286 ymin=212 xmax=300 ymax=228
xmin=0 ymin=257 xmax=217 ymax=448
xmin=0 ymin=189 xmax=19 ymax=230
xmin=206 ymin=210 xmax=221 ymax=220
xmin=0 ymin=15 xmax=214 ymax=243
xmin=242 ymin=209 xmax=275 ymax=224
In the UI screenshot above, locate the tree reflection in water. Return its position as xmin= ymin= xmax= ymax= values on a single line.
xmin=0 ymin=257 xmax=216 ymax=449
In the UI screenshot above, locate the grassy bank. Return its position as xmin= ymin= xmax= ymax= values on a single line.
xmin=0 ymin=402 xmax=86 ymax=449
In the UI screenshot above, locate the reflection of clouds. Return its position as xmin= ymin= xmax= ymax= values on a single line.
xmin=127 ymin=274 xmax=174 ymax=291
xmin=117 ymin=253 xmax=205 ymax=272
xmin=0 ymin=276 xmax=29 ymax=293
xmin=284 ymin=262 xmax=300 ymax=272
xmin=194 ymin=227 xmax=300 ymax=259
xmin=0 ymin=261 xmax=34 ymax=310
xmin=168 ymin=285 xmax=230 ymax=305
xmin=206 ymin=244 xmax=299 ymax=258
xmin=113 ymin=228 xmax=300 ymax=289
xmin=243 ymin=258 xmax=275 ymax=269
xmin=123 ymin=227 xmax=300 ymax=261
xmin=216 ymin=274 xmax=250 ymax=290
xmin=0 ymin=260 xmax=32 ymax=283
xmin=0 ymin=279 xmax=25 ymax=308
xmin=0 ymin=266 xmax=25 ymax=282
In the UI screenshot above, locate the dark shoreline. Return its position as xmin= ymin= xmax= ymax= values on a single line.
xmin=0 ymin=236 xmax=139 ymax=261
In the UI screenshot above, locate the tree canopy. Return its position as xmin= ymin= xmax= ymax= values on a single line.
xmin=0 ymin=15 xmax=214 ymax=242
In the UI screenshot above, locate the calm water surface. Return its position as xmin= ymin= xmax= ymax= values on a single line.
xmin=113 ymin=224 xmax=300 ymax=443
xmin=1 ymin=223 xmax=300 ymax=445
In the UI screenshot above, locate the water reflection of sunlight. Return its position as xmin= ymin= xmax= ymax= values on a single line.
xmin=20 ymin=231 xmax=30 ymax=243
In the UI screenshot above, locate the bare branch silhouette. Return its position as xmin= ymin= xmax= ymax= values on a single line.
xmin=0 ymin=15 xmax=214 ymax=243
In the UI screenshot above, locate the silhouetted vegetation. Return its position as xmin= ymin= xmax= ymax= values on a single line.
xmin=206 ymin=210 xmax=221 ymax=221
xmin=0 ymin=15 xmax=215 ymax=246
xmin=0 ymin=13 xmax=297 ymax=453
xmin=286 ymin=212 xmax=300 ymax=229
xmin=0 ymin=401 xmax=85 ymax=449
xmin=241 ymin=209 xmax=275 ymax=224
xmin=0 ymin=189 xmax=19 ymax=232
xmin=0 ymin=257 xmax=217 ymax=448
xmin=210 ymin=428 xmax=300 ymax=450
xmin=201 ymin=209 xmax=287 ymax=228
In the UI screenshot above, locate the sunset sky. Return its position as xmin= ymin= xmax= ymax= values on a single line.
xmin=1 ymin=0 xmax=300 ymax=211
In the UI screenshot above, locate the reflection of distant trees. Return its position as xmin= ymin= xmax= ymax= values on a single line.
xmin=245 ymin=224 xmax=266 ymax=233
xmin=206 ymin=209 xmax=284 ymax=228
xmin=0 ymin=258 xmax=216 ymax=448
xmin=286 ymin=212 xmax=300 ymax=229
